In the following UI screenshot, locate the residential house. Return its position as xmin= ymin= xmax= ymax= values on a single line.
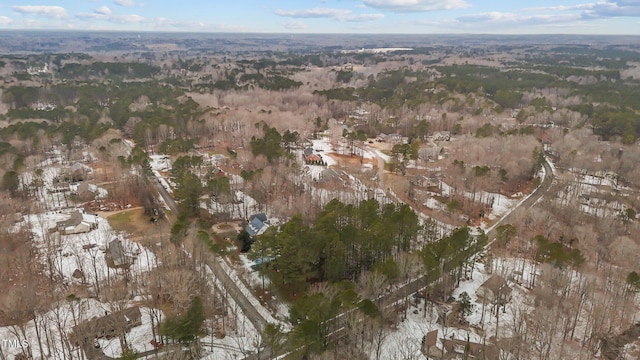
xmin=246 ymin=213 xmax=270 ymax=237
xmin=70 ymin=307 xmax=142 ymax=347
xmin=304 ymin=154 xmax=323 ymax=164
xmin=440 ymin=337 xmax=499 ymax=359
xmin=386 ymin=133 xmax=403 ymax=144
xmin=69 ymin=181 xmax=100 ymax=197
xmin=107 ymin=239 xmax=132 ymax=267
xmin=410 ymin=174 xmax=440 ymax=189
xmin=476 ymin=274 xmax=512 ymax=304
xmin=421 ymin=330 xmax=440 ymax=358
xmin=303 ymin=147 xmax=314 ymax=157
xmin=55 ymin=210 xmax=99 ymax=235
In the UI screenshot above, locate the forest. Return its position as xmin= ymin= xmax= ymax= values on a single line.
xmin=1 ymin=34 xmax=640 ymax=360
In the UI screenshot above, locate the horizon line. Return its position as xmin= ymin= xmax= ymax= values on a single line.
xmin=1 ymin=29 xmax=640 ymax=37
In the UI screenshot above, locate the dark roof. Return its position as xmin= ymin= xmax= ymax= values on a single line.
xmin=250 ymin=213 xmax=267 ymax=222
xmin=56 ymin=210 xmax=83 ymax=228
xmin=479 ymin=274 xmax=512 ymax=298
xmin=108 ymin=239 xmax=130 ymax=267
xmin=71 ymin=307 xmax=142 ymax=344
xmin=303 ymin=147 xmax=314 ymax=156
xmin=441 ymin=338 xmax=499 ymax=358
xmin=246 ymin=213 xmax=268 ymax=237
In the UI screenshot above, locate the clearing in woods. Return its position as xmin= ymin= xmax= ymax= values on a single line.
xmin=106 ymin=207 xmax=168 ymax=237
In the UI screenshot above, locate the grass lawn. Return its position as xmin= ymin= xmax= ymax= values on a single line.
xmin=107 ymin=208 xmax=168 ymax=237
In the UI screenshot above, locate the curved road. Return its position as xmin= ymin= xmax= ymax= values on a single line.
xmin=323 ymin=157 xmax=556 ymax=342
xmin=145 ymin=140 xmax=554 ymax=359
xmin=379 ymin=158 xmax=555 ymax=307
xmin=485 ymin=158 xmax=554 ymax=247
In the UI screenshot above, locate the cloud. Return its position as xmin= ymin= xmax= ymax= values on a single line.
xmin=442 ymin=1 xmax=640 ymax=31
xmin=344 ymin=13 xmax=385 ymax=22
xmin=76 ymin=12 xmax=144 ymax=24
xmin=95 ymin=6 xmax=112 ymax=15
xmin=525 ymin=4 xmax=595 ymax=12
xmin=582 ymin=1 xmax=640 ymax=18
xmin=362 ymin=0 xmax=470 ymax=12
xmin=274 ymin=7 xmax=383 ymax=22
xmin=0 ymin=16 xmax=12 ymax=25
xmin=456 ymin=12 xmax=518 ymax=23
xmin=274 ymin=8 xmax=351 ymax=19
xmin=114 ymin=0 xmax=137 ymax=6
xmin=284 ymin=21 xmax=308 ymax=30
xmin=527 ymin=1 xmax=640 ymax=19
xmin=112 ymin=14 xmax=144 ymax=23
xmin=456 ymin=11 xmax=580 ymax=26
xmin=12 ymin=5 xmax=68 ymax=19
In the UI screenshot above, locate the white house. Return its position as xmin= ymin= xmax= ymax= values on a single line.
xmin=55 ymin=210 xmax=99 ymax=235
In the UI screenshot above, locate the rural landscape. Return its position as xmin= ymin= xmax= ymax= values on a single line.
xmin=1 ymin=30 xmax=640 ymax=360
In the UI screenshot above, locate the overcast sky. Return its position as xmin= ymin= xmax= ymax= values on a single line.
xmin=1 ymin=0 xmax=639 ymax=34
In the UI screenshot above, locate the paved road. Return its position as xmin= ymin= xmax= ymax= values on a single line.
xmin=146 ymin=143 xmax=555 ymax=360
xmin=142 ymin=154 xmax=270 ymax=359
xmin=485 ymin=158 xmax=554 ymax=247
xmin=151 ymin=176 xmax=179 ymax=215
xmin=323 ymin=157 xmax=556 ymax=342
xmin=205 ymin=256 xmax=269 ymax=333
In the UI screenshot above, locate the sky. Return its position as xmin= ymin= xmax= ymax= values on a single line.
xmin=0 ymin=0 xmax=639 ymax=35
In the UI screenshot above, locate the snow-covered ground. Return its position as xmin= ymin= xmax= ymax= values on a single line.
xmin=378 ymin=258 xmax=535 ymax=360
xmin=201 ymin=190 xmax=262 ymax=220
xmin=97 ymin=307 xmax=165 ymax=357
xmin=310 ymin=138 xmax=338 ymax=166
xmin=22 ymin=211 xmax=156 ymax=287
xmin=0 ymin=297 xmax=160 ymax=360
xmin=199 ymin=266 xmax=263 ymax=359
xmin=424 ymin=197 xmax=445 ymax=211
xmin=238 ymin=255 xmax=291 ymax=323
xmin=149 ymin=154 xmax=171 ymax=172
xmin=216 ymin=257 xmax=287 ymax=327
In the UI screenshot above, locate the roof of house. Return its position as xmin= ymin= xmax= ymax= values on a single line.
xmin=108 ymin=239 xmax=129 ymax=267
xmin=71 ymin=307 xmax=142 ymax=344
xmin=303 ymin=147 xmax=314 ymax=156
xmin=441 ymin=338 xmax=499 ymax=358
xmin=305 ymin=154 xmax=322 ymax=162
xmin=478 ymin=274 xmax=512 ymax=298
xmin=246 ymin=213 xmax=269 ymax=237
xmin=56 ymin=209 xmax=98 ymax=229
xmin=250 ymin=213 xmax=267 ymax=222
xmin=56 ymin=210 xmax=83 ymax=228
